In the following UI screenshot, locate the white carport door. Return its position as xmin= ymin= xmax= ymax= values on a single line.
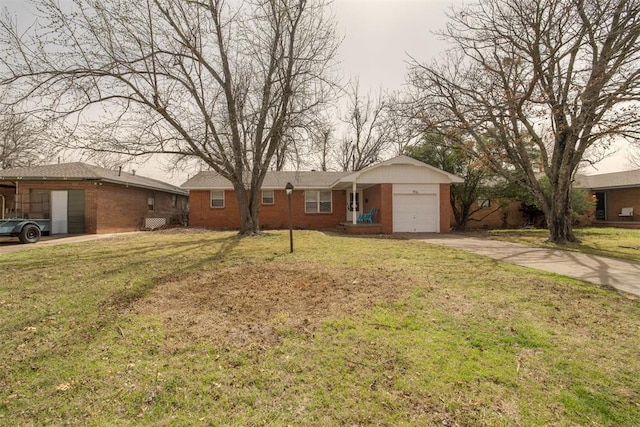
xmin=393 ymin=185 xmax=439 ymax=232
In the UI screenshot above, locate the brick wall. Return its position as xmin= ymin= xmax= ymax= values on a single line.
xmin=439 ymin=184 xmax=451 ymax=233
xmin=5 ymin=180 xmax=185 ymax=234
xmin=191 ymin=183 xmax=455 ymax=234
xmin=95 ymin=183 xmax=187 ymax=233
xmin=603 ymin=188 xmax=639 ymax=221
xmin=189 ymin=189 xmax=348 ymax=230
xmin=361 ymin=184 xmax=393 ymax=233
xmin=463 ymin=200 xmax=524 ymax=230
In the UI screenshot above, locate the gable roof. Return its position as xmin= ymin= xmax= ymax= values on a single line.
xmin=182 ymin=155 xmax=465 ymax=190
xmin=336 ymin=155 xmax=464 ymax=184
xmin=0 ymin=162 xmax=187 ymax=195
xmin=182 ymin=170 xmax=350 ymax=190
xmin=575 ymin=169 xmax=640 ymax=190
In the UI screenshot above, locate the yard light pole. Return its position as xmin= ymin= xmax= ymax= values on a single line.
xmin=285 ymin=182 xmax=294 ymax=253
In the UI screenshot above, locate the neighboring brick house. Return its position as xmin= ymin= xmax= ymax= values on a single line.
xmin=182 ymin=155 xmax=463 ymax=234
xmin=0 ymin=162 xmax=188 ymax=234
xmin=576 ymin=169 xmax=640 ymax=226
xmin=457 ymin=199 xmax=526 ymax=230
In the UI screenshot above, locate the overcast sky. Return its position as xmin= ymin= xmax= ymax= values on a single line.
xmin=333 ymin=0 xmax=456 ymax=92
xmin=0 ymin=0 xmax=632 ymax=181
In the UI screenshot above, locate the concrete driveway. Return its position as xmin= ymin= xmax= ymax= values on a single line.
xmin=414 ymin=234 xmax=640 ymax=297
xmin=0 ymin=233 xmax=137 ymax=255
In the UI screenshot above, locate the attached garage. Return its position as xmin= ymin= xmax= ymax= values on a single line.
xmin=393 ymin=184 xmax=440 ymax=232
xmin=332 ymin=156 xmax=464 ymax=234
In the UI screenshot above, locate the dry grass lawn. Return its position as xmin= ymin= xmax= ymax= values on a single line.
xmin=1 ymin=229 xmax=639 ymax=426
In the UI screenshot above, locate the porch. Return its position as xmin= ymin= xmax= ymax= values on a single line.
xmin=338 ymin=222 xmax=384 ymax=234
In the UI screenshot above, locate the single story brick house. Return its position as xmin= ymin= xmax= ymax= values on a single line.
xmin=182 ymin=155 xmax=464 ymax=234
xmin=576 ymin=169 xmax=640 ymax=226
xmin=0 ymin=162 xmax=189 ymax=234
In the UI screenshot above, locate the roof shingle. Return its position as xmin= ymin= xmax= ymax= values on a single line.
xmin=181 ymin=170 xmax=350 ymax=189
xmin=0 ymin=162 xmax=187 ymax=194
xmin=575 ymin=169 xmax=640 ymax=190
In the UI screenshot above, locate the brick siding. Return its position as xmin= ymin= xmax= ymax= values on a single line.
xmin=3 ymin=180 xmax=186 ymax=234
xmin=189 ymin=189 xmax=348 ymax=230
xmin=191 ymin=183 xmax=453 ymax=234
xmin=600 ymin=188 xmax=639 ymax=221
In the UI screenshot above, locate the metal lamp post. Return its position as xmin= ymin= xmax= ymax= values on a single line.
xmin=285 ymin=182 xmax=294 ymax=253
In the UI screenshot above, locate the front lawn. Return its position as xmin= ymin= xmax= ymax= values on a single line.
xmin=1 ymin=230 xmax=639 ymax=425
xmin=479 ymin=227 xmax=640 ymax=263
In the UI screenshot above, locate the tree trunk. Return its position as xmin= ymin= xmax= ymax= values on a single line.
xmin=547 ymin=210 xmax=578 ymax=244
xmin=545 ymin=180 xmax=580 ymax=244
xmin=234 ymin=184 xmax=261 ymax=236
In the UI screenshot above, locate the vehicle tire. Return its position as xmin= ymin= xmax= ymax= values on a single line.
xmin=19 ymin=224 xmax=41 ymax=244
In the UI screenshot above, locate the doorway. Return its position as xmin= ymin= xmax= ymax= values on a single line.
xmin=346 ymin=190 xmax=362 ymax=222
xmin=595 ymin=191 xmax=606 ymax=220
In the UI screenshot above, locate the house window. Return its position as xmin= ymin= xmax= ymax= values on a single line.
xmin=305 ymin=190 xmax=332 ymax=213
xmin=262 ymin=190 xmax=274 ymax=205
xmin=478 ymin=198 xmax=490 ymax=208
xmin=210 ymin=190 xmax=225 ymax=208
xmin=171 ymin=194 xmax=177 ymax=207
xmin=147 ymin=196 xmax=155 ymax=211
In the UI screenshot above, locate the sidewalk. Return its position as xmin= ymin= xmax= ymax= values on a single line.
xmin=415 ymin=234 xmax=640 ymax=297
xmin=0 ymin=233 xmax=140 ymax=255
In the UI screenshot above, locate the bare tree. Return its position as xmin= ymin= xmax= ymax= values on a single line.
xmin=408 ymin=0 xmax=640 ymax=243
xmin=0 ymin=0 xmax=339 ymax=235
xmin=311 ymin=121 xmax=333 ymax=171
xmin=0 ymin=109 xmax=52 ymax=169
xmin=338 ymin=79 xmax=393 ymax=171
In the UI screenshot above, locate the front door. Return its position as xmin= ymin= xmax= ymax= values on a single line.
xmin=595 ymin=191 xmax=606 ymax=220
xmin=346 ymin=191 xmax=362 ymax=222
xmin=51 ymin=190 xmax=68 ymax=234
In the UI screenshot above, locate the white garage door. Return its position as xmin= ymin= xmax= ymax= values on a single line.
xmin=393 ymin=185 xmax=439 ymax=232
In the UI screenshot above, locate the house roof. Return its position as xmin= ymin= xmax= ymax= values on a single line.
xmin=336 ymin=155 xmax=465 ymax=185
xmin=182 ymin=170 xmax=350 ymax=190
xmin=182 ymin=155 xmax=465 ymax=190
xmin=0 ymin=162 xmax=188 ymax=195
xmin=575 ymin=169 xmax=640 ymax=190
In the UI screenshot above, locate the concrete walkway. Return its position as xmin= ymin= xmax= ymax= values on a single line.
xmin=415 ymin=234 xmax=640 ymax=297
xmin=0 ymin=233 xmax=140 ymax=255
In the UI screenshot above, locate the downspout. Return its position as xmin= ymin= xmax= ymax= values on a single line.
xmin=0 ymin=194 xmax=4 ymax=220
xmin=352 ymin=181 xmax=357 ymax=225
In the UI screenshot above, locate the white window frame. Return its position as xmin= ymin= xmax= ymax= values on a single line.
xmin=478 ymin=198 xmax=491 ymax=208
xmin=262 ymin=189 xmax=274 ymax=205
xmin=147 ymin=196 xmax=155 ymax=211
xmin=210 ymin=190 xmax=225 ymax=208
xmin=305 ymin=190 xmax=332 ymax=214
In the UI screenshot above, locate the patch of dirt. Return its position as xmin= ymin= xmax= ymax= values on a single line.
xmin=133 ymin=262 xmax=416 ymax=348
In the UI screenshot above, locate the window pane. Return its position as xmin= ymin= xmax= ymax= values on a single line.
xmin=305 ymin=191 xmax=317 ymax=213
xmin=211 ymin=190 xmax=224 ymax=208
xmin=319 ymin=191 xmax=332 ymax=202
xmin=305 ymin=202 xmax=318 ymax=213
xmin=319 ymin=191 xmax=332 ymax=212
xmin=262 ymin=190 xmax=274 ymax=204
xmin=305 ymin=191 xmax=317 ymax=203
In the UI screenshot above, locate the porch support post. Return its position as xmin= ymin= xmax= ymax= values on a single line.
xmin=352 ymin=181 xmax=357 ymax=225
